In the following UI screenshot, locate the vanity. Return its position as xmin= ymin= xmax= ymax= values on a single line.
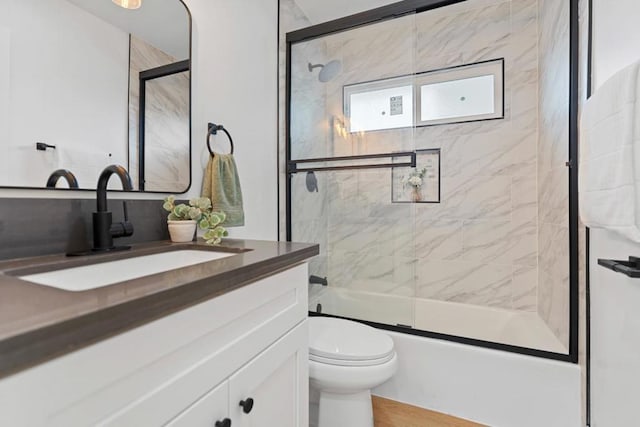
xmin=0 ymin=239 xmax=318 ymax=426
xmin=0 ymin=0 xmax=316 ymax=423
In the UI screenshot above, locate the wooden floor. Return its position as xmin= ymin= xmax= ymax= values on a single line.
xmin=372 ymin=396 xmax=486 ymax=427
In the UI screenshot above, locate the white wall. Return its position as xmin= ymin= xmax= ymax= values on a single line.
xmin=0 ymin=0 xmax=129 ymax=189
xmin=589 ymin=230 xmax=640 ymax=426
xmin=0 ymin=0 xmax=280 ymax=241
xmin=186 ymin=0 xmax=278 ymax=240
xmin=591 ymin=0 xmax=640 ymax=88
xmin=589 ymin=1 xmax=640 ymax=424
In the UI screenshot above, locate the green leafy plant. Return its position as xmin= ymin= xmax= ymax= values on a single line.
xmin=200 ymin=211 xmax=228 ymax=245
xmin=163 ymin=196 xmax=228 ymax=245
xmin=163 ymin=196 xmax=207 ymax=221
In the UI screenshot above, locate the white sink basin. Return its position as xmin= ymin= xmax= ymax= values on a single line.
xmin=19 ymin=250 xmax=235 ymax=292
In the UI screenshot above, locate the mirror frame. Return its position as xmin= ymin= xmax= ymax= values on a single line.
xmin=0 ymin=0 xmax=193 ymax=194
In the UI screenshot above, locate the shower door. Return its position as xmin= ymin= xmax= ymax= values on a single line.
xmin=288 ymin=13 xmax=419 ymax=329
xmin=285 ymin=0 xmax=577 ymax=361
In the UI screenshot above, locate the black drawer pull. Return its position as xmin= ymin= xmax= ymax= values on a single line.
xmin=215 ymin=418 xmax=231 ymax=427
xmin=598 ymin=256 xmax=640 ymax=278
xmin=239 ymin=397 xmax=254 ymax=414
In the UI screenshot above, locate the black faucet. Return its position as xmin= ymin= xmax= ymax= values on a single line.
xmin=309 ymin=275 xmax=328 ymax=286
xmin=46 ymin=169 xmax=79 ymax=189
xmin=93 ymin=165 xmax=134 ymax=252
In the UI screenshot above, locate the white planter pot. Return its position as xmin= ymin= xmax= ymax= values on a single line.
xmin=168 ymin=220 xmax=197 ymax=243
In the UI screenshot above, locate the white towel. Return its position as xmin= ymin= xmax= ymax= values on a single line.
xmin=579 ymin=60 xmax=640 ymax=242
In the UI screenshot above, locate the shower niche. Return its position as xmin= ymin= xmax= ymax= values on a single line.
xmin=284 ymin=0 xmax=578 ymax=362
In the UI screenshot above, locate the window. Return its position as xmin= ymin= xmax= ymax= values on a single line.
xmin=416 ymin=59 xmax=503 ymax=126
xmin=344 ymin=76 xmax=413 ymax=133
xmin=343 ymin=59 xmax=504 ymax=132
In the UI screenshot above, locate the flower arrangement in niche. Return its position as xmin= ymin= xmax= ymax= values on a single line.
xmin=401 ymin=167 xmax=428 ymax=202
xmin=163 ymin=196 xmax=228 ymax=245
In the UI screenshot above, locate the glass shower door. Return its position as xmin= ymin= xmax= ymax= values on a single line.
xmin=286 ymin=0 xmax=576 ymax=360
xmin=288 ymin=12 xmax=419 ymax=329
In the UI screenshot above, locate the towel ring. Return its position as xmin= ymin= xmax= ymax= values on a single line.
xmin=207 ymin=122 xmax=234 ymax=157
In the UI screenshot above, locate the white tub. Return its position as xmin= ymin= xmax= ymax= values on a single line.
xmin=309 ymin=286 xmax=566 ymax=354
xmin=308 ymin=286 xmax=581 ymax=427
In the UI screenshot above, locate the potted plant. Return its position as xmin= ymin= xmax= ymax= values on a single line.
xmin=163 ymin=196 xmax=228 ymax=244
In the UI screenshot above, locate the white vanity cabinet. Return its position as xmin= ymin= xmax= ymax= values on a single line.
xmin=0 ymin=263 xmax=309 ymax=427
xmin=168 ymin=322 xmax=307 ymax=427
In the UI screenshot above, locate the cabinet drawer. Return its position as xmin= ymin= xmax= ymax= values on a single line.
xmin=165 ymin=381 xmax=228 ymax=427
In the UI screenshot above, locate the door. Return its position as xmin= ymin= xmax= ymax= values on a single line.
xmin=229 ymin=321 xmax=308 ymax=427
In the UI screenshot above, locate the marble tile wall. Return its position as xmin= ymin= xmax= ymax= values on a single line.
xmin=128 ymin=36 xmax=190 ymax=193
xmin=282 ymin=0 xmax=330 ymax=277
xmin=312 ymin=0 xmax=541 ymax=312
xmin=142 ymin=71 xmax=190 ymax=192
xmin=280 ymin=0 xmax=315 ymax=241
xmin=537 ymin=0 xmax=571 ymax=350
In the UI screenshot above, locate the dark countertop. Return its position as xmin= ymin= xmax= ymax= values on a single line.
xmin=0 ymin=239 xmax=318 ymax=379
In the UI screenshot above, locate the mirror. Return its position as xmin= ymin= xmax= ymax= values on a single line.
xmin=0 ymin=0 xmax=191 ymax=192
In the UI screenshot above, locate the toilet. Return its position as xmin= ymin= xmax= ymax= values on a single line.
xmin=308 ymin=317 xmax=398 ymax=427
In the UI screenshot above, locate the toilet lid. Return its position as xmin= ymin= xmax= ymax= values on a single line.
xmin=309 ymin=317 xmax=395 ymax=363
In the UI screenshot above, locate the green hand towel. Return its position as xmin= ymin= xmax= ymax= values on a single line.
xmin=202 ymin=153 xmax=244 ymax=227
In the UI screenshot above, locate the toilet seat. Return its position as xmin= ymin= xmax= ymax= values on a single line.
xmin=309 ymin=352 xmax=395 ymax=366
xmin=309 ymin=317 xmax=395 ymax=367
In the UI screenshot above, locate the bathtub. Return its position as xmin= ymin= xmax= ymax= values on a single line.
xmin=308 ymin=286 xmax=581 ymax=427
xmin=309 ymin=286 xmax=566 ymax=354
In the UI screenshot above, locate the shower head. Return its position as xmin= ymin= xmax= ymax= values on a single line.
xmin=308 ymin=60 xmax=342 ymax=83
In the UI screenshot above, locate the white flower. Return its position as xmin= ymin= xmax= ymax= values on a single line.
xmin=408 ymin=176 xmax=423 ymax=187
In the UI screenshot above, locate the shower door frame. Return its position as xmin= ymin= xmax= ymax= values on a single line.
xmin=284 ymin=0 xmax=580 ymax=363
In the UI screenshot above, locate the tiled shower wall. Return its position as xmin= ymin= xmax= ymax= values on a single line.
xmin=283 ymin=0 xmax=330 ymax=278
xmin=537 ymin=0 xmax=571 ymax=348
xmin=306 ymin=0 xmax=542 ymax=311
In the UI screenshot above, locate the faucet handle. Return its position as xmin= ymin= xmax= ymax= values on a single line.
xmin=110 ymin=201 xmax=134 ymax=239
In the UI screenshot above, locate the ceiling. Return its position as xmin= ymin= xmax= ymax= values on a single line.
xmin=293 ymin=0 xmax=399 ymax=25
xmin=66 ymin=0 xmax=189 ymax=59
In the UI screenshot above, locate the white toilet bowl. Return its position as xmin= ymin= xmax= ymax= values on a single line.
xmin=309 ymin=317 xmax=398 ymax=427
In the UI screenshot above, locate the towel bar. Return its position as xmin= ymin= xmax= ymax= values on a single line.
xmin=598 ymin=256 xmax=640 ymax=278
xmin=287 ymin=151 xmax=416 ymax=173
xmin=207 ymin=122 xmax=234 ymax=157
